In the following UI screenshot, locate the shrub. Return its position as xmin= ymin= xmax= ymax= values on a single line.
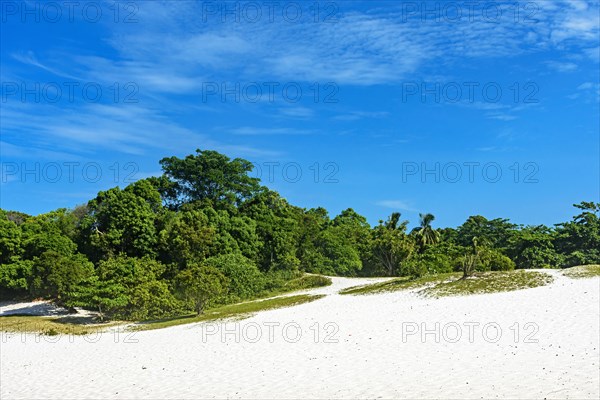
xmin=0 ymin=258 xmax=33 ymax=295
xmin=205 ymin=253 xmax=264 ymax=302
xmin=486 ymin=251 xmax=515 ymax=271
xmin=173 ymin=264 xmax=228 ymax=315
xmin=282 ymin=274 xmax=332 ymax=291
xmin=128 ymin=280 xmax=182 ymax=321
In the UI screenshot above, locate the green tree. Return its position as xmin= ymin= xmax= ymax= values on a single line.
xmin=0 ymin=210 xmax=23 ymax=264
xmin=370 ymin=213 xmax=414 ymax=276
xmin=83 ymin=255 xmax=178 ymax=319
xmin=201 ymin=207 xmax=261 ymax=262
xmin=412 ymin=213 xmax=440 ymax=253
xmin=29 ymin=251 xmax=94 ymax=303
xmin=508 ymin=226 xmax=560 ymax=269
xmin=159 ymin=149 xmax=260 ymax=209
xmin=554 ymin=202 xmax=600 ymax=266
xmin=158 ymin=209 xmax=215 ymax=268
xmin=204 ymin=253 xmax=264 ymax=301
xmin=239 ymin=189 xmax=300 ymax=271
xmin=457 ymin=216 xmax=516 ymax=249
xmin=68 ymin=275 xmax=129 ymax=320
xmin=174 ymin=264 xmax=228 ymax=315
xmin=82 ymin=182 xmax=160 ymax=260
xmin=0 ymin=258 xmax=33 ymax=295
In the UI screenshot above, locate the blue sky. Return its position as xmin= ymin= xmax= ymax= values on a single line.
xmin=1 ymin=0 xmax=599 ymax=228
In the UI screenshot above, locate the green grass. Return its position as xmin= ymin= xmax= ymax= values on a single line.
xmin=277 ymin=274 xmax=332 ymax=292
xmin=562 ymin=264 xmax=600 ymax=279
xmin=0 ymin=315 xmax=120 ymax=336
xmin=341 ymin=270 xmax=555 ymax=298
xmin=244 ymin=273 xmax=332 ymax=301
xmin=423 ymin=270 xmax=555 ymax=297
xmin=0 ymin=274 xmax=331 ymax=335
xmin=133 ymin=293 xmax=325 ymax=331
xmin=339 ymin=273 xmax=461 ymax=295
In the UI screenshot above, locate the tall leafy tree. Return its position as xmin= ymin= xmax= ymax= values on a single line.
xmin=29 ymin=251 xmax=94 ymax=303
xmin=507 ymin=225 xmax=560 ymax=269
xmin=370 ymin=213 xmax=414 ymax=276
xmin=174 ymin=264 xmax=228 ymax=315
xmin=239 ymin=189 xmax=300 ymax=271
xmin=81 ymin=181 xmax=160 ymax=260
xmin=158 ymin=209 xmax=215 ymax=268
xmin=159 ymin=149 xmax=260 ymax=209
xmin=457 ymin=216 xmax=516 ymax=249
xmin=0 ymin=210 xmax=22 ymax=264
xmin=554 ymin=202 xmax=600 ymax=265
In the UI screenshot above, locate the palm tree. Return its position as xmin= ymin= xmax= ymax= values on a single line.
xmin=383 ymin=212 xmax=409 ymax=231
xmin=373 ymin=212 xmax=411 ymax=276
xmin=413 ymin=213 xmax=440 ymax=252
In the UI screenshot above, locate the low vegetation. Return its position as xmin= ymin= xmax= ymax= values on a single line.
xmin=279 ymin=274 xmax=332 ymax=291
xmin=423 ymin=270 xmax=554 ymax=297
xmin=562 ymin=264 xmax=600 ymax=279
xmin=134 ymin=293 xmax=325 ymax=331
xmin=342 ymin=270 xmax=555 ymax=297
xmin=340 ymin=273 xmax=461 ymax=295
xmin=0 ymin=315 xmax=119 ymax=336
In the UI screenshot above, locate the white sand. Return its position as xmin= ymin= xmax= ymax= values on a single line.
xmin=1 ymin=271 xmax=598 ymax=399
xmin=0 ymin=300 xmax=67 ymax=316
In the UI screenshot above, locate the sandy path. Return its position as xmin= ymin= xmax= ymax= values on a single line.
xmin=1 ymin=273 xmax=598 ymax=399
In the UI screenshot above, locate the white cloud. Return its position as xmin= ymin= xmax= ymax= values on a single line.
xmin=229 ymin=127 xmax=315 ymax=136
xmin=546 ymin=61 xmax=578 ymax=72
xmin=278 ymin=107 xmax=315 ymax=118
xmin=375 ymin=200 xmax=416 ymax=211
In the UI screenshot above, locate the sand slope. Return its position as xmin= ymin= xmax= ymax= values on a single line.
xmin=1 ymin=272 xmax=598 ymax=399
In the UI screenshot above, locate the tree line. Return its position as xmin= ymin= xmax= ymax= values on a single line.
xmin=1 ymin=149 xmax=598 ymax=320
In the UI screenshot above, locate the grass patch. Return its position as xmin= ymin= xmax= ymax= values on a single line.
xmin=134 ymin=293 xmax=325 ymax=331
xmin=0 ymin=274 xmax=331 ymax=334
xmin=280 ymin=274 xmax=332 ymax=291
xmin=562 ymin=264 xmax=600 ymax=279
xmin=0 ymin=315 xmax=120 ymax=336
xmin=340 ymin=273 xmax=461 ymax=295
xmin=341 ymin=270 xmax=555 ymax=298
xmin=424 ymin=270 xmax=554 ymax=297
xmin=248 ymin=273 xmax=332 ymax=300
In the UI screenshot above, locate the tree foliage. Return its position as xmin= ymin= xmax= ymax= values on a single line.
xmin=1 ymin=149 xmax=597 ymax=321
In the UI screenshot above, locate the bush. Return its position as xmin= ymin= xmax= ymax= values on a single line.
xmin=401 ymin=247 xmax=455 ymax=278
xmin=29 ymin=251 xmax=94 ymax=303
xmin=261 ymin=269 xmax=302 ymax=291
xmin=282 ymin=274 xmax=332 ymax=291
xmin=173 ymin=264 xmax=228 ymax=315
xmin=205 ymin=253 xmax=264 ymax=302
xmin=128 ymin=280 xmax=182 ymax=321
xmin=0 ymin=258 xmax=33 ymax=295
xmin=562 ymin=250 xmax=600 ymax=268
xmin=486 ymin=252 xmax=515 ymax=271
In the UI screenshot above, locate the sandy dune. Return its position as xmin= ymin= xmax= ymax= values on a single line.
xmin=1 ymin=272 xmax=598 ymax=399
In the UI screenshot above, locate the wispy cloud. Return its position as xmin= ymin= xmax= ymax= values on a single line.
xmin=333 ymin=110 xmax=390 ymax=121
xmin=546 ymin=61 xmax=578 ymax=72
xmin=278 ymin=107 xmax=315 ymax=119
xmin=2 ymin=0 xmax=598 ymax=165
xmin=1 ymin=102 xmax=277 ymax=158
xmin=375 ymin=200 xmax=416 ymax=211
xmin=229 ymin=127 xmax=315 ymax=136
xmin=11 ymin=51 xmax=82 ymax=81
xmin=567 ymin=81 xmax=600 ymax=101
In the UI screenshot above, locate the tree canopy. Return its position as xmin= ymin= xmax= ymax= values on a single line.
xmin=1 ymin=149 xmax=597 ymax=321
